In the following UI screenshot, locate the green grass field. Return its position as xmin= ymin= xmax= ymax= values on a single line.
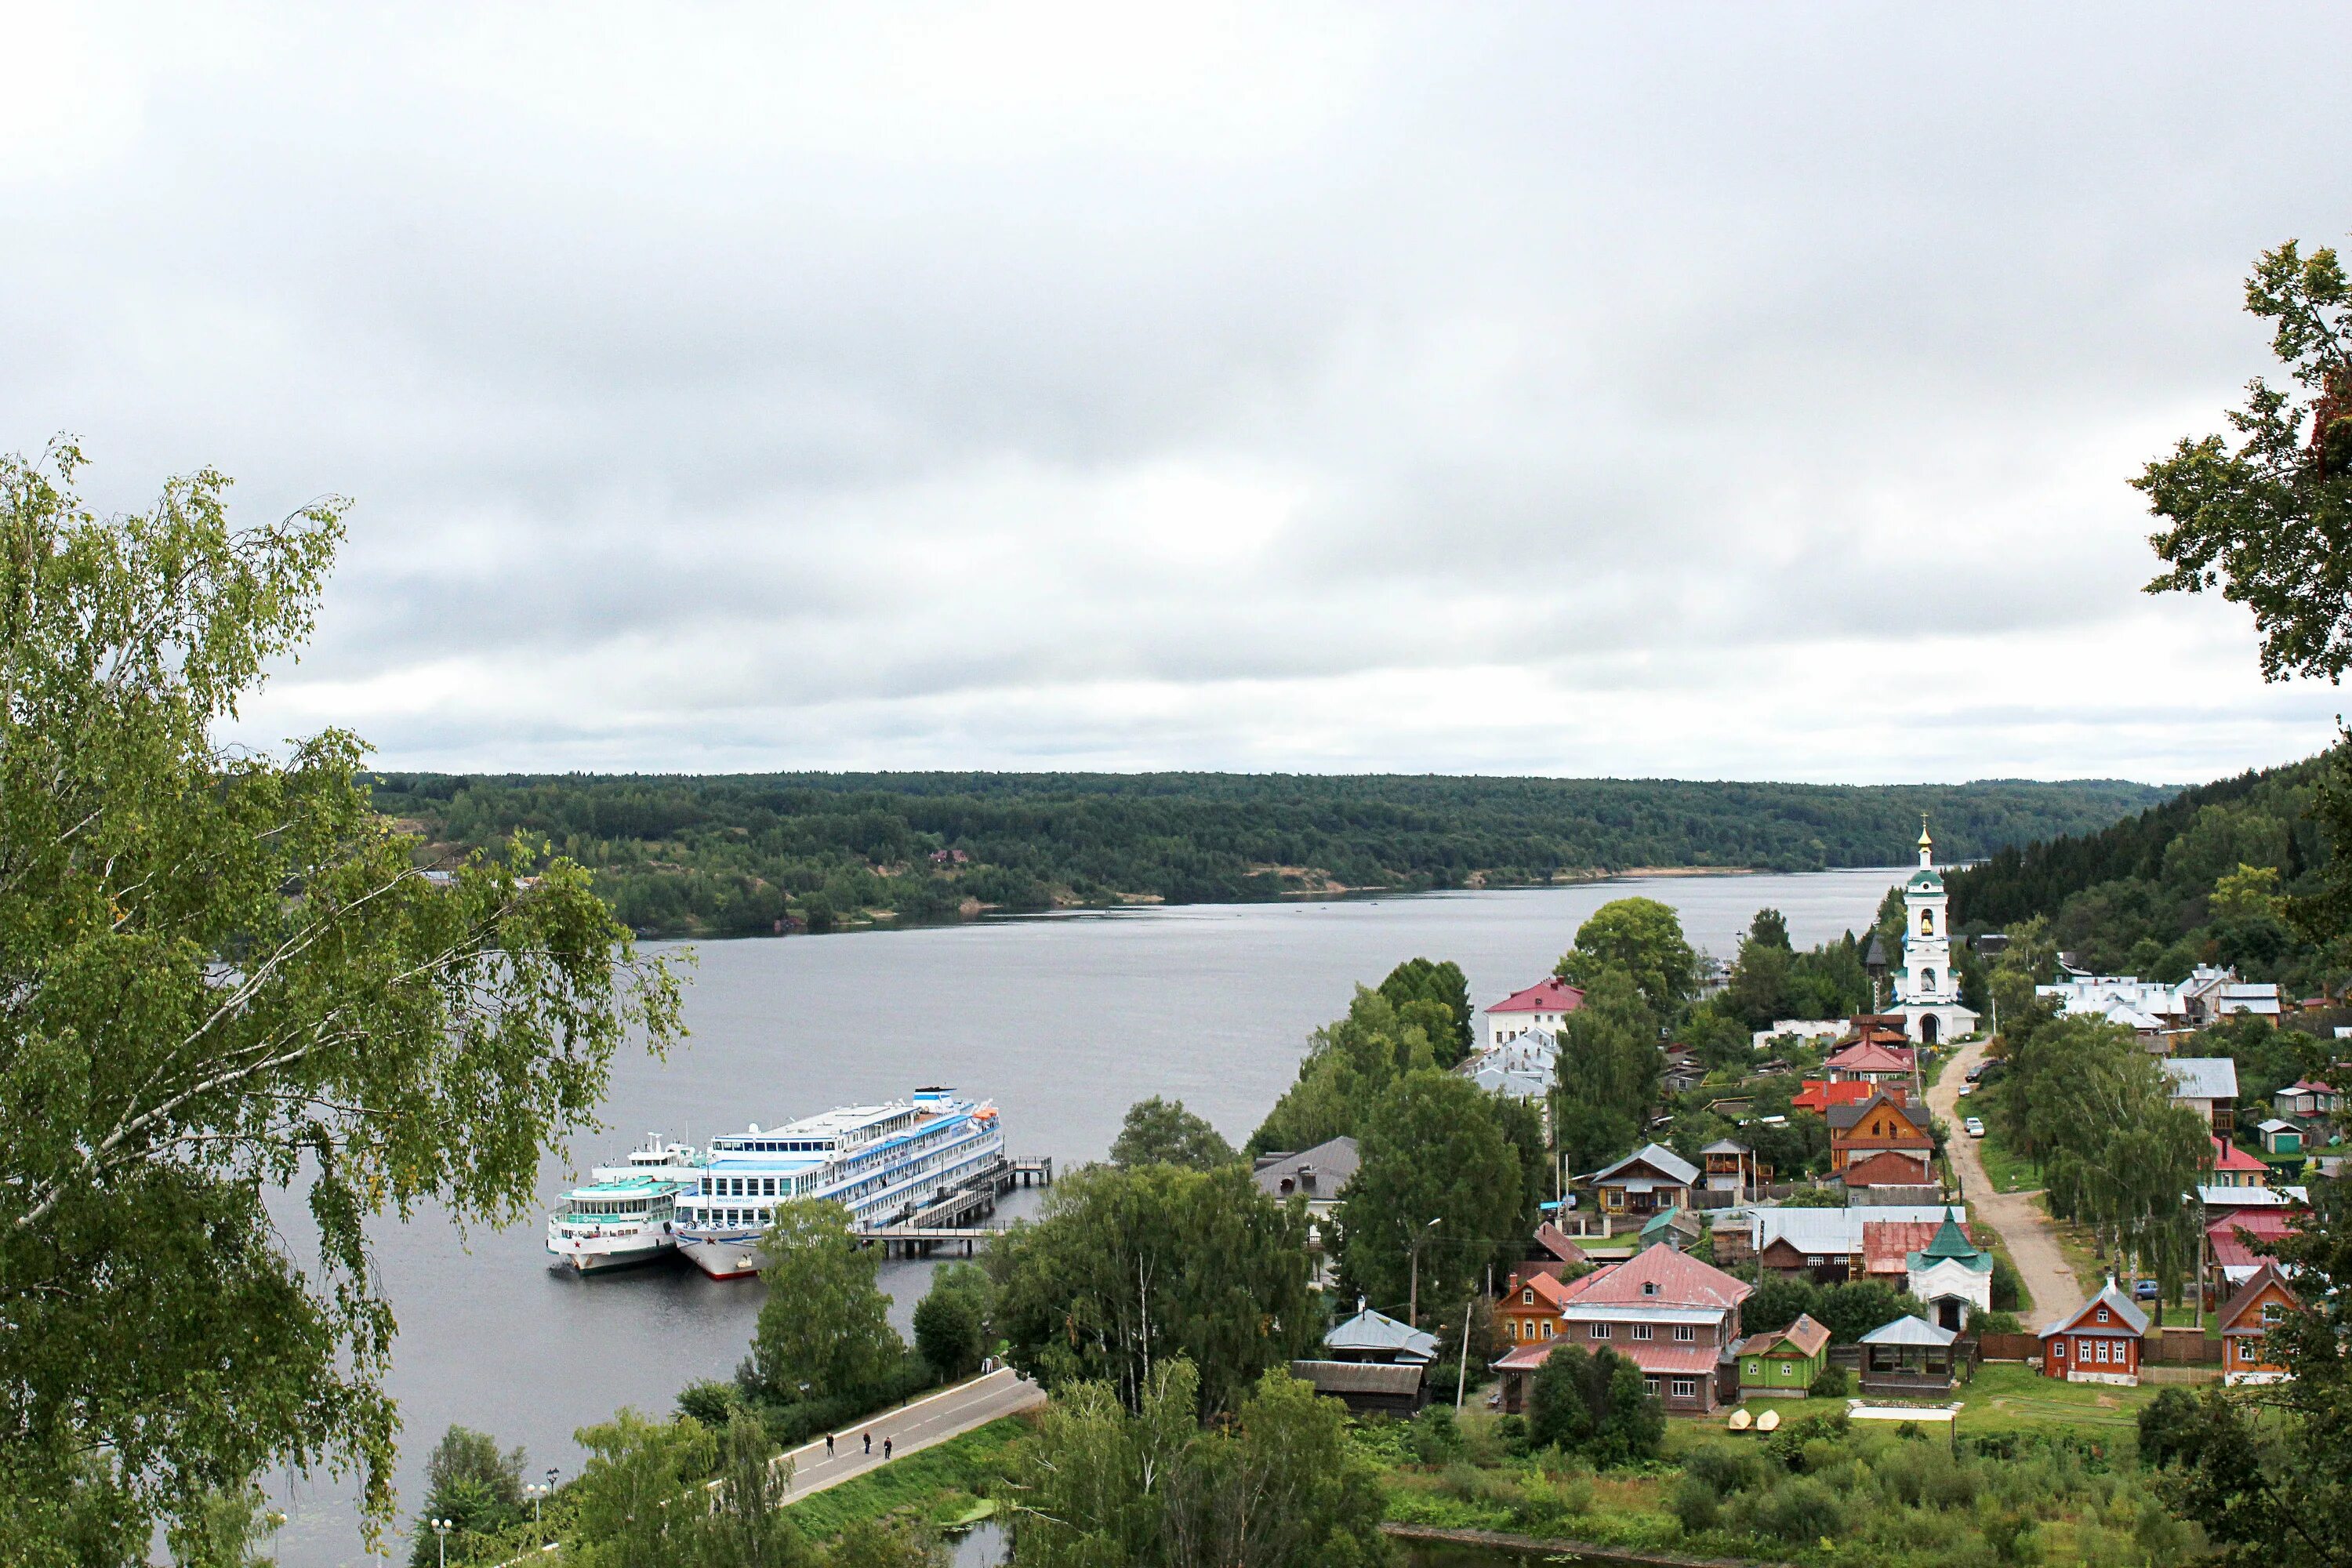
xmin=782 ymin=1416 xmax=1030 ymax=1541
xmin=1972 ymin=1125 xmax=2044 ymax=1194
xmin=1956 ymin=1363 xmax=2158 ymax=1438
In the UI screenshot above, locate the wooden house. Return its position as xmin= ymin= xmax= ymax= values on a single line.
xmin=1584 ymin=1143 xmax=1700 ymax=1221
xmin=2217 ymin=1261 xmax=2299 ymax=1385
xmin=2039 ymin=1279 xmax=2149 ymax=1385
xmin=1490 ymin=1244 xmax=1749 ymax=1416
xmin=1828 ymin=1091 xmax=1936 ymax=1188
xmin=1495 ymin=1266 xmax=1579 ymax=1351
xmin=1734 ymin=1313 xmax=1831 ymax=1398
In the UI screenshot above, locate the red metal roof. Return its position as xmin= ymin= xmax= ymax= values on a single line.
xmin=1824 ymin=1041 xmax=1915 ymax=1074
xmin=2209 ymin=1210 xmax=2300 ymax=1271
xmin=1488 ymin=978 xmax=1587 ymax=1014
xmin=1842 ymin=1149 xmax=1936 ymax=1187
xmin=1616 ymin=1343 xmax=1725 ymax=1376
xmin=1792 ymin=1080 xmax=1879 ymax=1112
xmin=2209 ymin=1137 xmax=2268 ymax=1174
xmin=1569 ymin=1242 xmax=1750 ymax=1313
xmin=1861 ymin=1221 xmax=1943 ymax=1275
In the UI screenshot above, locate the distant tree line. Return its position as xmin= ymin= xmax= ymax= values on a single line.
xmin=365 ymin=771 xmax=2176 ymax=938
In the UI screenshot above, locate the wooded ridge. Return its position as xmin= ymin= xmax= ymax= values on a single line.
xmin=368 ymin=771 xmax=2176 ymax=938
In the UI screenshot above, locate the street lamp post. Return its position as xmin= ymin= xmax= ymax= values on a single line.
xmin=1408 ymin=1216 xmax=1442 ymax=1328
xmin=428 ymin=1518 xmax=453 ymax=1568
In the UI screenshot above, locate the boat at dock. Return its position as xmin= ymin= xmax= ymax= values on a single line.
xmin=545 ymin=1134 xmax=699 ymax=1272
xmin=674 ymin=1087 xmax=1007 ymax=1279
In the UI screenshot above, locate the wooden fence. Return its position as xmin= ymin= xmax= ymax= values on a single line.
xmin=1977 ymin=1332 xmax=2038 ymax=1363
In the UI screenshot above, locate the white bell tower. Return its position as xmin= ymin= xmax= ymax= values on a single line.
xmin=1893 ymin=815 xmax=1976 ymax=1045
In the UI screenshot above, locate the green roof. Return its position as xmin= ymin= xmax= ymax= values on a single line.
xmin=1916 ymin=1208 xmax=1987 ymax=1265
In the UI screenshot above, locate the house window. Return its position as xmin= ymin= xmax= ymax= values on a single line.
xmin=1642 ymin=1281 xmax=1658 ymax=1297
xmin=2095 ymin=1340 xmax=2109 ymax=1363
xmin=1670 ymin=1379 xmax=1698 ymax=1400
xmin=1808 ymin=1255 xmax=1827 ymax=1267
xmin=1675 ymin=1325 xmax=1696 ymax=1342
xmin=1780 ymin=1362 xmax=1795 ymax=1378
xmin=2262 ymin=1304 xmax=2282 ymax=1323
xmin=1632 ymin=1324 xmax=1652 ymax=1341
xmin=1642 ymin=1376 xmax=1661 ymax=1396
xmin=2241 ymin=1341 xmax=2256 ymax=1362
xmin=2051 ymin=1340 xmax=2065 ymax=1358
xmin=1542 ymin=1321 xmax=1554 ymax=1338
xmin=2096 ymin=1308 xmax=2110 ymax=1323
xmin=1589 ymin=1323 xmax=1610 ymax=1339
xmin=1523 ymin=1288 xmax=1534 ymax=1305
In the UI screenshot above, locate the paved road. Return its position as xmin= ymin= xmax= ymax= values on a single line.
xmin=1929 ymin=1035 xmax=2082 ymax=1327
xmin=777 ymin=1366 xmax=1045 ymax=1503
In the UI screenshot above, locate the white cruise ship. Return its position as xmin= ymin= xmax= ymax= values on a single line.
xmin=546 ymin=1135 xmax=699 ymax=1272
xmin=674 ymin=1087 xmax=1005 ymax=1279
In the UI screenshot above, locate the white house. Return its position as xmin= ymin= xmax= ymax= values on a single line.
xmin=2165 ymin=1057 xmax=2242 ymax=1134
xmin=1484 ymin=977 xmax=1585 ymax=1047
xmin=1461 ymin=1027 xmax=1557 ymax=1100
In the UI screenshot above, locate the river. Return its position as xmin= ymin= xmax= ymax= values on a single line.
xmin=265 ymin=868 xmax=1903 ymax=1564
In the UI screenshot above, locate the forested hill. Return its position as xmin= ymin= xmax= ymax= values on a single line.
xmin=368 ymin=771 xmax=2172 ymax=938
xmin=1947 ymin=753 xmax=2331 ymax=989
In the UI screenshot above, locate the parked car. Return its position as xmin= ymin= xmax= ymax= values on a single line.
xmin=2134 ymin=1279 xmax=2161 ymax=1301
xmin=1965 ymin=1117 xmax=1986 ymax=1138
xmin=1965 ymin=1065 xmax=1984 ymax=1083
xmin=1958 ymin=1083 xmax=1975 ymax=1098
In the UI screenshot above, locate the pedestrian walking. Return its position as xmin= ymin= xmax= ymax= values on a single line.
xmin=862 ymin=1432 xmax=872 ymax=1455
xmin=883 ymin=1438 xmax=893 ymax=1461
xmin=825 ymin=1434 xmax=834 ymax=1457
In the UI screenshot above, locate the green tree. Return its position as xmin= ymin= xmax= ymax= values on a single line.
xmin=1006 ymin=1360 xmax=1388 ymax=1568
xmin=1109 ymin=1097 xmax=1236 ymax=1171
xmin=568 ymin=1408 xmax=717 ymax=1568
xmin=408 ymin=1426 xmax=525 ymax=1565
xmin=1726 ymin=938 xmax=1794 ymax=1029
xmin=822 ymin=1517 xmax=948 ymax=1568
xmin=1377 ymin=957 xmax=1475 ymax=1066
xmin=1749 ymin=908 xmax=1792 ymax=950
xmin=1338 ymin=1069 xmax=1524 ymax=1322
xmin=698 ymin=1410 xmax=811 ymax=1568
xmin=1247 ymin=986 xmax=1439 ymax=1156
xmin=989 ymin=1163 xmax=1316 ymax=1416
xmin=1556 ymin=897 xmax=1697 ymax=1017
xmin=0 ymin=447 xmax=683 ymax=1555
xmin=2140 ymin=237 xmax=2352 ymax=682
xmin=2143 ymin=1158 xmax=2352 ymax=1566
xmin=748 ymin=1200 xmax=906 ymax=1402
xmin=1552 ymin=967 xmax=1663 ymax=1174
xmin=911 ymin=1263 xmax=993 ymax=1382
xmin=1526 ymin=1344 xmax=1664 ymax=1467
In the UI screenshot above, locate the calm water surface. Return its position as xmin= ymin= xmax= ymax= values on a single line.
xmin=267 ymin=869 xmax=1901 ymax=1564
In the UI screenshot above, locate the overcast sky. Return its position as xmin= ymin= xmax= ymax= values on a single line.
xmin=6 ymin=5 xmax=2348 ymax=784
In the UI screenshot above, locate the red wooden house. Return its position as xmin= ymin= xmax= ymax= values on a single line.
xmin=2217 ymin=1261 xmax=2299 ymax=1385
xmin=2039 ymin=1279 xmax=2150 ymax=1385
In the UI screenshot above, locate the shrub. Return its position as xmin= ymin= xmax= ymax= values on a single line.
xmin=675 ymin=1379 xmax=742 ymax=1428
xmin=1668 ymin=1474 xmax=1721 ymax=1534
xmin=2135 ymin=1387 xmax=2205 ymax=1469
xmin=1809 ymin=1363 xmax=1850 ymax=1399
xmin=1407 ymin=1405 xmax=1464 ymax=1466
xmin=1682 ymin=1443 xmax=1762 ymax=1497
xmin=1741 ymin=1475 xmax=1846 ymax=1544
xmin=1973 ymin=1309 xmax=2026 ymax=1335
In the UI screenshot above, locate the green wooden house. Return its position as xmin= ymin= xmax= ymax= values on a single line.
xmin=1733 ymin=1312 xmax=1832 ymax=1397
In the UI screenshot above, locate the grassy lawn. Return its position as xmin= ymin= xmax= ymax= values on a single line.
xmin=1972 ymin=1125 xmax=2044 ymax=1194
xmin=1957 ymin=1363 xmax=2158 ymax=1439
xmin=783 ymin=1416 xmax=1030 ymax=1541
xmin=1962 ymin=1212 xmax=2034 ymax=1315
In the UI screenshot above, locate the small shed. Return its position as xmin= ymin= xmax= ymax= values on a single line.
xmin=2256 ymin=1118 xmax=2304 ymax=1156
xmin=1639 ymin=1205 xmax=1705 ymax=1252
xmin=1323 ymin=1301 xmax=1439 ymax=1365
xmin=1734 ymin=1313 xmax=1831 ymax=1397
xmin=1286 ymin=1359 xmax=1426 ymax=1417
xmin=1859 ymin=1315 xmax=1965 ymax=1395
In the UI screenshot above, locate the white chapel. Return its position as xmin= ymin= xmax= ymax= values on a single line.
xmin=1890 ymin=818 xmax=1980 ymax=1047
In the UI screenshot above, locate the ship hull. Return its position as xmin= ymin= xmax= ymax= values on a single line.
xmin=678 ymin=1231 xmax=765 ymax=1279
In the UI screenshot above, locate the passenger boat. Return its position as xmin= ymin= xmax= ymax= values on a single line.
xmin=674 ymin=1087 xmax=1005 ymax=1279
xmin=545 ymin=1134 xmax=698 ymax=1272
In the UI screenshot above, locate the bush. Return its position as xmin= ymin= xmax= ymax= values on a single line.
xmin=1992 ymin=1254 xmax=2026 ymax=1312
xmin=1668 ymin=1474 xmax=1721 ymax=1534
xmin=1406 ymin=1405 xmax=1464 ymax=1467
xmin=675 ymin=1379 xmax=742 ymax=1428
xmin=1810 ymin=1363 xmax=1850 ymax=1399
xmin=1741 ymin=1475 xmax=1846 ymax=1544
xmin=1682 ymin=1443 xmax=1762 ymax=1497
xmin=1973 ymin=1309 xmax=2026 ymax=1336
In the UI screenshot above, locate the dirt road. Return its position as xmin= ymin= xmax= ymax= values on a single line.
xmin=1929 ymin=1035 xmax=2082 ymax=1327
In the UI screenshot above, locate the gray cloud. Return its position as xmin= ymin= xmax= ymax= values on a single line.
xmin=2 ymin=3 xmax=2347 ymax=783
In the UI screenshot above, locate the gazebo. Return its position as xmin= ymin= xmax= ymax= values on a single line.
xmin=1859 ymin=1315 xmax=1966 ymax=1395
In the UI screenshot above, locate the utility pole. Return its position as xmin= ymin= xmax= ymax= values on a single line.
xmin=1455 ymin=1295 xmax=1474 ymax=1409
xmin=1408 ymin=1217 xmax=1442 ymax=1328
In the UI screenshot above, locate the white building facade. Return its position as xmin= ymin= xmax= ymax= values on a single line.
xmin=1890 ymin=820 xmax=1980 ymax=1047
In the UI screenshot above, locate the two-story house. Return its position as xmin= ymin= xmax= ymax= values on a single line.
xmin=1584 ymin=1143 xmax=1700 ymax=1222
xmin=1491 ymin=1243 xmax=1752 ymax=1416
xmin=1483 ymin=978 xmax=1585 ymax=1047
xmin=2163 ymin=1058 xmax=2241 ymax=1136
xmin=1827 ymin=1091 xmax=1936 ymax=1189
xmin=2217 ymin=1261 xmax=2299 ymax=1385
